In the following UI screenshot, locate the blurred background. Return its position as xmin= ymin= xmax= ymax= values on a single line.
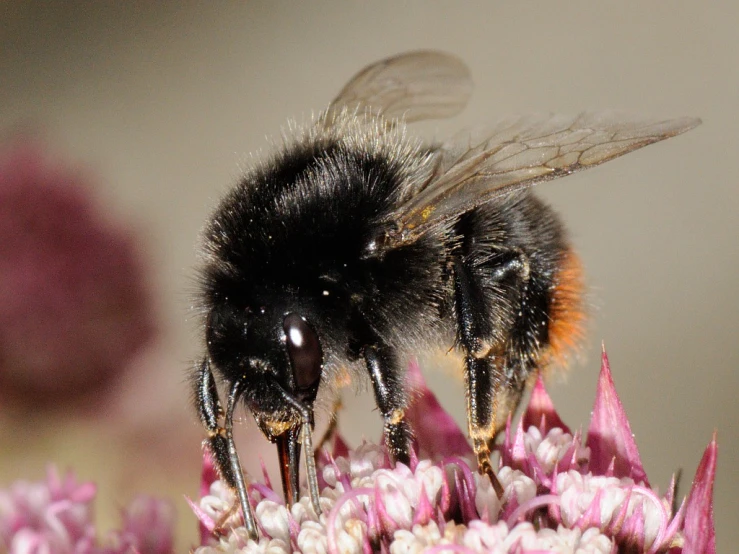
xmin=1 ymin=2 xmax=736 ymax=551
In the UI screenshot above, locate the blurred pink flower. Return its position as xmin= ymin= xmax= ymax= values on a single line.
xmin=0 ymin=466 xmax=97 ymax=552
xmin=0 ymin=466 xmax=175 ymax=553
xmin=104 ymin=496 xmax=176 ymax=554
xmin=191 ymin=350 xmax=718 ymax=553
xmin=0 ymin=139 xmax=156 ymax=408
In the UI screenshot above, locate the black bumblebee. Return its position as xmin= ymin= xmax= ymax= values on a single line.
xmin=193 ymin=51 xmax=699 ymax=538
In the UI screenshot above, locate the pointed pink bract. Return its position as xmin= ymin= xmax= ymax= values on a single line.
xmin=200 ymin=448 xmax=219 ymax=499
xmin=505 ymin=419 xmax=528 ymax=471
xmin=682 ymin=434 xmax=717 ymax=554
xmin=586 ymin=349 xmax=648 ymax=484
xmin=413 ymin=484 xmax=434 ymax=526
xmin=522 ymin=374 xmax=571 ymax=434
xmin=332 ymin=432 xmax=351 ymax=459
xmin=186 ymin=495 xmax=217 ymax=546
xmin=406 ymin=360 xmax=472 ymax=458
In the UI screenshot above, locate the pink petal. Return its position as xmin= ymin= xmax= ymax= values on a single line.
xmin=619 ymin=506 xmax=647 ymax=552
xmin=316 ymin=429 xmax=352 ymax=473
xmin=458 ymin=474 xmax=477 ymax=524
xmin=575 ymin=487 xmax=603 ymax=530
xmin=412 ymin=484 xmax=434 ymax=527
xmin=185 ymin=496 xmax=216 ymax=546
xmin=373 ymin=483 xmax=396 ymax=535
xmin=362 ymin=534 xmax=374 ymax=554
xmin=365 ymin=502 xmax=380 ymax=547
xmin=200 ymin=447 xmax=219 ymax=498
xmin=560 ymin=428 xmax=586 ymax=474
xmin=259 ymin=457 xmax=272 ymax=490
xmin=408 ymin=446 xmax=419 ymax=473
xmin=586 ymin=349 xmax=648 ymax=485
xmin=547 ymin=466 xmax=561 ymax=521
xmin=525 ymin=453 xmax=549 ymax=487
xmin=500 ymin=414 xmax=516 ymax=468
xmin=120 ymin=496 xmax=175 ymax=554
xmin=445 ymin=457 xmax=476 ymax=503
xmin=605 ymin=485 xmax=633 ymax=535
xmin=663 ymin=498 xmax=687 ymax=549
xmin=510 ymin=419 xmax=528 ymax=468
xmin=326 ymin=487 xmax=373 ymax=554
xmin=332 ymin=432 xmax=351 ymax=459
xmin=522 ymin=374 xmax=571 ymax=434
xmin=405 ymin=360 xmax=472 ymax=458
xmin=439 ymin=469 xmax=452 ymax=515
xmin=682 ymin=433 xmax=717 ymax=554
xmin=499 ymin=491 xmax=520 ymax=523
xmin=453 ymin=471 xmax=472 ymax=523
xmin=505 ymin=493 xmax=559 ymax=528
xmin=250 ymin=482 xmax=283 ymax=504
xmin=68 ymin=482 xmax=96 ymax=504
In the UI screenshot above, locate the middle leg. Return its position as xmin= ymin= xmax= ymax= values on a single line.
xmin=364 ymin=343 xmax=413 ymax=465
xmin=349 ymin=311 xmax=413 ymax=465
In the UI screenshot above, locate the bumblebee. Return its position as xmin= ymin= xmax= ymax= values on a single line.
xmin=193 ymin=51 xmax=699 ymax=538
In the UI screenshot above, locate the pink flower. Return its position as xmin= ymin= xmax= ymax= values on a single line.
xmin=0 ymin=466 xmax=175 ymax=553
xmin=191 ymin=349 xmax=718 ymax=553
xmin=0 ymin=467 xmax=97 ymax=553
xmin=0 ymin=139 xmax=156 ymax=409
xmin=105 ymin=496 xmax=176 ymax=554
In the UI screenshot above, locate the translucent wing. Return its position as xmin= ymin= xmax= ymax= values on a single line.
xmin=386 ymin=112 xmax=701 ymax=244
xmin=326 ymin=50 xmax=473 ymax=123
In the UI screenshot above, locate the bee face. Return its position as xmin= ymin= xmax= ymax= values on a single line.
xmin=204 ymin=295 xmax=325 ymax=417
xmin=192 ymin=51 xmax=700 ymax=539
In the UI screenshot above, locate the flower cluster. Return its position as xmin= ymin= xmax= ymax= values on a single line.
xmin=191 ymin=352 xmax=717 ymax=554
xmin=0 ymin=139 xmax=155 ymax=408
xmin=0 ymin=466 xmax=175 ymax=553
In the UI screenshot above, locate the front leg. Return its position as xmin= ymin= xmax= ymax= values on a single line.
xmin=194 ymin=359 xmax=258 ymax=539
xmin=364 ymin=343 xmax=413 ymax=465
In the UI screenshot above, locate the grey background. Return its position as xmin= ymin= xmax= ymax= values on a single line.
xmin=2 ymin=2 xmax=736 ymax=550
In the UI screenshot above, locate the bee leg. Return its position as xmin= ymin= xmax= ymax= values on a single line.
xmin=314 ymin=397 xmax=343 ymax=455
xmin=452 ymin=260 xmax=509 ymax=497
xmin=194 ymin=359 xmax=259 ymax=539
xmin=364 ymin=344 xmax=413 ymax=465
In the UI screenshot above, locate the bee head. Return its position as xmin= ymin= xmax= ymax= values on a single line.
xmin=205 ymin=300 xmax=323 ymax=437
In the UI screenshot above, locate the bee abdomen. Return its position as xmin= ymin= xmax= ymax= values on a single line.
xmin=541 ymin=246 xmax=586 ymax=369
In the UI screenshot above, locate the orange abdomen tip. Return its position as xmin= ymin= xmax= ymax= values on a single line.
xmin=544 ymin=247 xmax=586 ymax=369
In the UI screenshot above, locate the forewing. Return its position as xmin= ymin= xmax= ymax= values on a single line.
xmin=326 ymin=50 xmax=473 ymax=123
xmin=387 ymin=112 xmax=700 ymax=243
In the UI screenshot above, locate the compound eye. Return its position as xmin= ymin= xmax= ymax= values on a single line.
xmin=283 ymin=313 xmax=323 ymax=390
